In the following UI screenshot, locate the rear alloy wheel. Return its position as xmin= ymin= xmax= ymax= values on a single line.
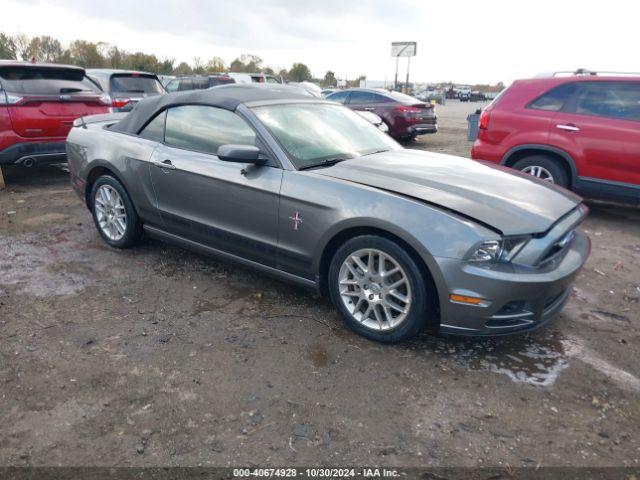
xmin=328 ymin=235 xmax=434 ymax=342
xmin=90 ymin=175 xmax=142 ymax=249
xmin=512 ymin=155 xmax=569 ymax=188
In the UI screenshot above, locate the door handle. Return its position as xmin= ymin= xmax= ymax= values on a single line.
xmin=363 ymin=107 xmax=375 ymax=111
xmin=153 ymin=159 xmax=176 ymax=169
xmin=556 ymin=124 xmax=580 ymax=132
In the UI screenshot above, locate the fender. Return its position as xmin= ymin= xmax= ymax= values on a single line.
xmin=312 ymin=216 xmax=455 ymax=313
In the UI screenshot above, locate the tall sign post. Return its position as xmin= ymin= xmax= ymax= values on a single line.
xmin=391 ymin=42 xmax=416 ymax=91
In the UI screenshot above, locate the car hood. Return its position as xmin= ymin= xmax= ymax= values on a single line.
xmin=311 ymin=149 xmax=582 ymax=235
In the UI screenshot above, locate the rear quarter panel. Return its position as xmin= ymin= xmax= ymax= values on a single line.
xmin=66 ymin=125 xmax=160 ymax=224
xmin=476 ymin=79 xmax=559 ymax=161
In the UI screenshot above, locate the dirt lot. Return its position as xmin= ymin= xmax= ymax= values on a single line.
xmin=1 ymin=100 xmax=639 ymax=468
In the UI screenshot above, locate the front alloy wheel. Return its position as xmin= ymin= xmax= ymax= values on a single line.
xmin=338 ymin=248 xmax=412 ymax=331
xmin=329 ymin=235 xmax=434 ymax=342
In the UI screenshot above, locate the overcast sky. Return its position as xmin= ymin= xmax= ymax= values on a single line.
xmin=2 ymin=0 xmax=639 ymax=85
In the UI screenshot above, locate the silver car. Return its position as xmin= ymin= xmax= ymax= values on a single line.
xmin=66 ymin=86 xmax=590 ymax=342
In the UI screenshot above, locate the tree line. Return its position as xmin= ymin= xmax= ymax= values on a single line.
xmin=0 ymin=32 xmax=363 ymax=87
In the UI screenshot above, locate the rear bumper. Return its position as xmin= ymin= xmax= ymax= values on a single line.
xmin=409 ymin=123 xmax=438 ymax=135
xmin=0 ymin=141 xmax=66 ymax=166
xmin=434 ymin=230 xmax=591 ymax=336
xmin=470 ymin=138 xmax=503 ymax=164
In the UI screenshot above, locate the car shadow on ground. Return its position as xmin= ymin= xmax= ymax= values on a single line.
xmin=2 ymin=163 xmax=70 ymax=188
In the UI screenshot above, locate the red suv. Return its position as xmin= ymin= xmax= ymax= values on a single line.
xmin=471 ymin=70 xmax=640 ymax=204
xmin=0 ymin=61 xmax=110 ymax=168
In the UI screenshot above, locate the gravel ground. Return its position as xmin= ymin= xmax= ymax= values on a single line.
xmin=1 ymin=100 xmax=639 ymax=468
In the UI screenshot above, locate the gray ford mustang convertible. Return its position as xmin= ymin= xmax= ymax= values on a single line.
xmin=66 ymin=85 xmax=591 ymax=342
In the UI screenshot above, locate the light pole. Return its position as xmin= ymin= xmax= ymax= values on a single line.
xmin=406 ymin=56 xmax=411 ymax=92
xmin=394 ymin=55 xmax=399 ymax=90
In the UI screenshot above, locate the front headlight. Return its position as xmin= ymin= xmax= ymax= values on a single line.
xmin=468 ymin=237 xmax=531 ymax=263
xmin=468 ymin=240 xmax=503 ymax=262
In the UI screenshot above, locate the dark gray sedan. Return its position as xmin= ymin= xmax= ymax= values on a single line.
xmin=66 ymin=86 xmax=590 ymax=342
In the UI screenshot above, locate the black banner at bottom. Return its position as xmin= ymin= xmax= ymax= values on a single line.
xmin=0 ymin=467 xmax=638 ymax=480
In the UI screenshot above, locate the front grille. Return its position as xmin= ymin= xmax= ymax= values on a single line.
xmin=540 ymin=230 xmax=575 ymax=265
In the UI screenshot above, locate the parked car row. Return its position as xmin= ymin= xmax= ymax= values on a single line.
xmin=1 ymin=60 xmax=636 ymax=209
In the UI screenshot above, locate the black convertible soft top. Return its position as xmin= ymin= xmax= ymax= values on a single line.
xmin=111 ymin=85 xmax=315 ymax=134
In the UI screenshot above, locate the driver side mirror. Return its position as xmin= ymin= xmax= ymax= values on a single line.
xmin=217 ymin=144 xmax=267 ymax=164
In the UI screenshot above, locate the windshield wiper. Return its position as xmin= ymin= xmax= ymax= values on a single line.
xmin=360 ymin=148 xmax=391 ymax=157
xmin=298 ymin=157 xmax=349 ymax=171
xmin=120 ymin=89 xmax=146 ymax=93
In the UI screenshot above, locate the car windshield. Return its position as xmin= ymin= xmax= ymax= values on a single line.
xmin=252 ymin=103 xmax=400 ymax=169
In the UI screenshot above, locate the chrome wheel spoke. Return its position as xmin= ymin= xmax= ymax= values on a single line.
xmin=388 ymin=289 xmax=408 ymax=303
xmin=367 ymin=251 xmax=376 ymax=275
xmin=352 ymin=298 xmax=364 ymax=315
xmin=387 ymin=301 xmax=408 ymax=314
xmin=387 ymin=278 xmax=407 ymax=290
xmin=351 ymin=255 xmax=368 ymax=274
xmin=341 ymin=290 xmax=361 ymax=298
xmin=382 ymin=305 xmax=393 ymax=325
xmin=523 ymin=165 xmax=554 ymax=183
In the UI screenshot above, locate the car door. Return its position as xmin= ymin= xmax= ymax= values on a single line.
xmin=550 ymin=81 xmax=640 ymax=186
xmin=148 ymin=105 xmax=283 ymax=267
xmin=347 ymin=91 xmax=395 ymax=127
xmin=347 ymin=90 xmax=378 ymax=112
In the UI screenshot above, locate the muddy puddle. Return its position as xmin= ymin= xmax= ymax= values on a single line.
xmin=405 ymin=331 xmax=569 ymax=387
xmin=0 ymin=230 xmax=105 ymax=297
xmin=306 ymin=342 xmax=330 ymax=368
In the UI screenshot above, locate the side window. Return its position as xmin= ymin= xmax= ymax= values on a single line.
xmin=194 ymin=78 xmax=209 ymax=90
xmin=349 ymin=91 xmax=377 ymax=104
xmin=165 ymin=80 xmax=179 ymax=92
xmin=574 ymin=82 xmax=640 ymax=121
xmin=529 ymin=83 xmax=577 ymax=112
xmin=164 ymin=105 xmax=256 ymax=155
xmin=138 ymin=110 xmax=166 ymax=142
xmin=327 ymin=91 xmax=349 ymax=104
xmin=372 ymin=93 xmax=393 ymax=103
xmin=178 ymin=79 xmax=193 ymax=91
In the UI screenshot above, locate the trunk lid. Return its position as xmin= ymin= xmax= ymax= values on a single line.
xmin=0 ymin=65 xmax=108 ymax=138
xmin=108 ymin=73 xmax=165 ymax=111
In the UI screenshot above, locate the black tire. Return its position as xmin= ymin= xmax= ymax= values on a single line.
xmin=90 ymin=175 xmax=142 ymax=249
xmin=398 ymin=134 xmax=416 ymax=144
xmin=512 ymin=155 xmax=569 ymax=188
xmin=328 ymin=235 xmax=435 ymax=343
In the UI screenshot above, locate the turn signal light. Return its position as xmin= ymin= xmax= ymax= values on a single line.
xmin=449 ymin=294 xmax=483 ymax=305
